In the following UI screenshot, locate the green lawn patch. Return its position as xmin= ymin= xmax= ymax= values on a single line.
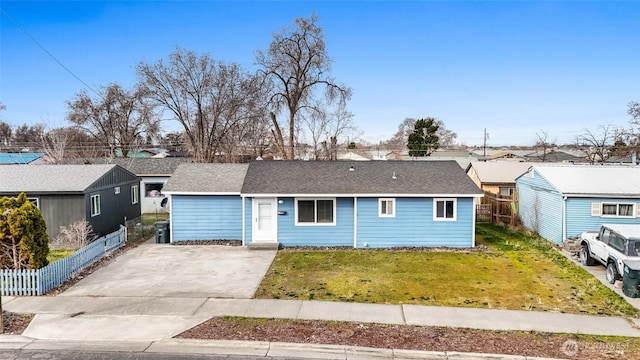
xmin=142 ymin=212 xmax=169 ymax=226
xmin=47 ymin=249 xmax=74 ymax=263
xmin=255 ymin=223 xmax=638 ymax=317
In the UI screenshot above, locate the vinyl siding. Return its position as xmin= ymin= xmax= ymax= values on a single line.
xmin=517 ymin=171 xmax=564 ymax=244
xmin=274 ymin=197 xmax=354 ymax=247
xmin=140 ymin=176 xmax=170 ymax=214
xmin=356 ymin=197 xmax=474 ymax=248
xmin=171 ymin=195 xmax=242 ymax=241
xmin=566 ymin=197 xmax=640 ymax=239
xmin=39 ymin=195 xmax=85 ymax=239
xmin=86 ymin=182 xmax=141 ymax=237
xmin=244 ymin=197 xmax=252 ymax=244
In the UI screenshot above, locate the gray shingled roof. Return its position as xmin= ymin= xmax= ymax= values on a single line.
xmin=0 ymin=164 xmax=118 ymax=193
xmin=58 ymin=157 xmax=189 ymax=176
xmin=242 ymin=160 xmax=482 ymax=196
xmin=163 ymin=163 xmax=249 ymax=193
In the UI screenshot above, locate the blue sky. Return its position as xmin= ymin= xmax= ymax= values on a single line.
xmin=1 ymin=1 xmax=639 ymax=147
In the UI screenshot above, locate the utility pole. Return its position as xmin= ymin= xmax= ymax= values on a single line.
xmin=483 ymin=128 xmax=489 ymax=157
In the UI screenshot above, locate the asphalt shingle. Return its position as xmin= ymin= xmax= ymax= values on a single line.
xmin=242 ymin=160 xmax=482 ymax=196
xmin=163 ymin=163 xmax=249 ymax=193
xmin=0 ymin=164 xmax=118 ymax=193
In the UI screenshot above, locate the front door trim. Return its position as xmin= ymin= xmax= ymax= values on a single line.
xmin=252 ymin=197 xmax=278 ymax=243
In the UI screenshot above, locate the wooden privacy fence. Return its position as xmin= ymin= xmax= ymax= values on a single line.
xmin=1 ymin=225 xmax=126 ymax=296
xmin=476 ymin=191 xmax=518 ymax=226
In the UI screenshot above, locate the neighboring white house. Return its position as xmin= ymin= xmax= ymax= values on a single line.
xmin=56 ymin=157 xmax=190 ymax=214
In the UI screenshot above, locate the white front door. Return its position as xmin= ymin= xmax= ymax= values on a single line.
xmin=252 ymin=198 xmax=277 ymax=243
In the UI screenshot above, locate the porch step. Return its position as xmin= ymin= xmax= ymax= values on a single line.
xmin=247 ymin=242 xmax=280 ymax=250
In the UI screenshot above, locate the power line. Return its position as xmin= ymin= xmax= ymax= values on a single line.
xmin=0 ymin=7 xmax=101 ymax=98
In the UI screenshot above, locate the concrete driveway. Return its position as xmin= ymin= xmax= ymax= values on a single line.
xmin=60 ymin=242 xmax=277 ymax=298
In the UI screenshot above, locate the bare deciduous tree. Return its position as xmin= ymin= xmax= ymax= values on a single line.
xmin=67 ymin=83 xmax=157 ymax=158
xmin=576 ymin=125 xmax=615 ymax=164
xmin=305 ymin=100 xmax=356 ymax=160
xmin=51 ymin=220 xmax=97 ymax=250
xmin=534 ymin=130 xmax=556 ymax=162
xmin=137 ymin=48 xmax=266 ymax=162
xmin=257 ymin=14 xmax=352 ymax=160
xmin=40 ymin=128 xmax=69 ymax=164
xmin=12 ymin=123 xmax=44 ymax=149
xmin=0 ymin=121 xmax=11 ymax=148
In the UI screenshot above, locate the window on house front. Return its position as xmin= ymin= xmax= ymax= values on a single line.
xmin=145 ymin=183 xmax=164 ymax=197
xmin=131 ymin=185 xmax=139 ymax=204
xmin=379 ymin=198 xmax=395 ymax=217
xmin=499 ymin=187 xmax=515 ymax=197
xmin=91 ymin=194 xmax=101 ymax=217
xmin=27 ymin=197 xmax=39 ymax=208
xmin=601 ymin=203 xmax=635 ymax=217
xmin=296 ymin=199 xmax=335 ymax=225
xmin=434 ymin=199 xmax=456 ymax=221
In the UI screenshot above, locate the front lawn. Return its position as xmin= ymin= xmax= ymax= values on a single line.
xmin=47 ymin=249 xmax=74 ymax=263
xmin=255 ymin=223 xmax=638 ymax=317
xmin=142 ymin=212 xmax=169 ymax=226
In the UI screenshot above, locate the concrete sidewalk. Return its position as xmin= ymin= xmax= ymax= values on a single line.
xmin=2 ymin=296 xmax=639 ymax=359
xmin=3 ymin=295 xmax=640 ymax=340
xmin=2 ymin=241 xmax=639 ymax=359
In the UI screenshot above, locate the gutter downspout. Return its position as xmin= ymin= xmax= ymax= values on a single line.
xmin=353 ymin=197 xmax=358 ymax=248
xmin=241 ymin=195 xmax=245 ymax=246
xmin=472 ymin=196 xmax=477 ymax=247
xmin=168 ymin=194 xmax=173 ymax=243
xmin=562 ymin=195 xmax=567 ymax=243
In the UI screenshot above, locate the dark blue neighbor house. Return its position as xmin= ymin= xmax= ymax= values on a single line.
xmin=0 ymin=164 xmax=140 ymax=239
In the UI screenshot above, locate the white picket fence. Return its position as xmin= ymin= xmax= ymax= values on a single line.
xmin=1 ymin=226 xmax=126 ymax=296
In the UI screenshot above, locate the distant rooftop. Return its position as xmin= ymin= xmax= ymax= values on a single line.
xmin=0 ymin=153 xmax=43 ymax=164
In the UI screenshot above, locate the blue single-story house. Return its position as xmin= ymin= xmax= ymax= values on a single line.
xmin=165 ymin=160 xmax=483 ymax=248
xmin=516 ymin=165 xmax=640 ymax=245
xmin=162 ymin=163 xmax=248 ymax=242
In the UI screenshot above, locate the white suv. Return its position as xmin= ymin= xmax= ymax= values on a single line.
xmin=579 ymin=224 xmax=640 ymax=284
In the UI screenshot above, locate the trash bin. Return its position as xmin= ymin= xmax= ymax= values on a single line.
xmin=154 ymin=221 xmax=169 ymax=244
xmin=622 ymin=260 xmax=640 ymax=298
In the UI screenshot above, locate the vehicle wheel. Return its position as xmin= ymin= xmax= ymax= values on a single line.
xmin=578 ymin=244 xmax=595 ymax=266
xmin=606 ymin=262 xmax=619 ymax=284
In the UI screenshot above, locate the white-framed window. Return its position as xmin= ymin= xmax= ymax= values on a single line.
xmin=27 ymin=197 xmax=39 ymax=208
xmin=600 ymin=202 xmax=635 ymax=218
xmin=499 ymin=187 xmax=515 ymax=197
xmin=91 ymin=194 xmax=101 ymax=217
xmin=295 ymin=198 xmax=336 ymax=225
xmin=379 ymin=198 xmax=395 ymax=217
xmin=114 ymin=187 xmax=120 ymax=195
xmin=144 ymin=183 xmax=165 ymax=197
xmin=434 ymin=198 xmax=457 ymax=221
xmin=131 ymin=185 xmax=139 ymax=204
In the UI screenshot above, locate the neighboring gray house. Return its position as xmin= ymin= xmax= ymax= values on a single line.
xmin=163 ymin=163 xmax=249 ymax=242
xmin=0 ymin=164 xmax=141 ymax=239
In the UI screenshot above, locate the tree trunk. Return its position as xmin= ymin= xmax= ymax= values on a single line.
xmin=288 ymin=108 xmax=295 ymax=160
xmin=269 ymin=113 xmax=287 ymax=159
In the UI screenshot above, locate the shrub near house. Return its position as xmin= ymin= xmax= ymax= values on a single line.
xmin=0 ymin=192 xmax=49 ymax=269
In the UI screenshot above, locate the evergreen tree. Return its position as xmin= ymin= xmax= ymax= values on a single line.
xmin=407 ymin=118 xmax=440 ymax=157
xmin=0 ymin=193 xmax=49 ymax=269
